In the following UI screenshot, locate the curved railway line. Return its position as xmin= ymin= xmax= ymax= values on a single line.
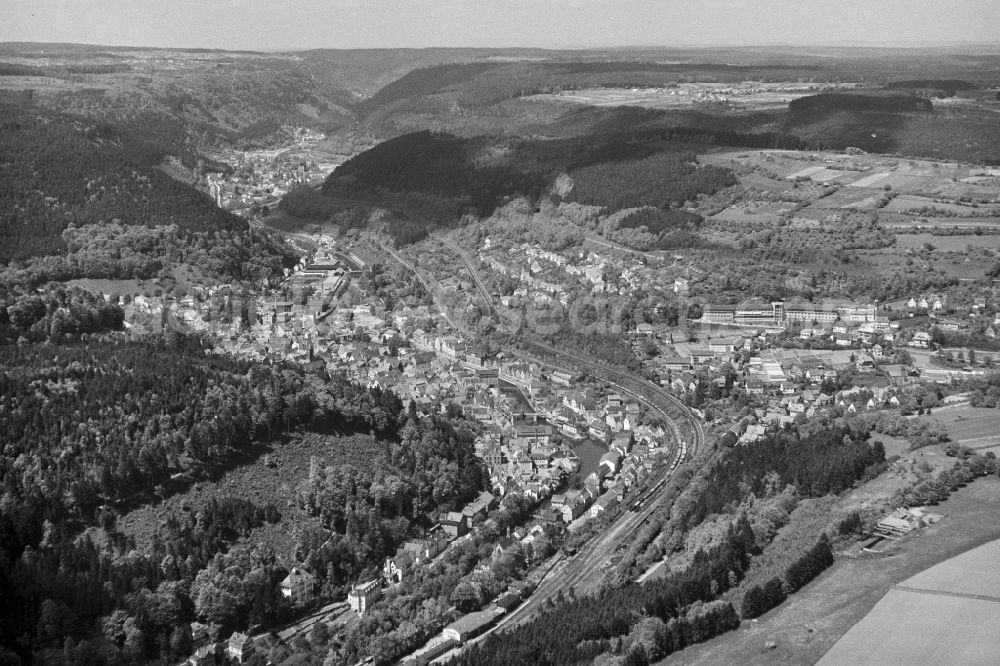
xmin=375 ymin=234 xmax=711 ymax=663
xmin=430 ymin=235 xmax=709 ymax=632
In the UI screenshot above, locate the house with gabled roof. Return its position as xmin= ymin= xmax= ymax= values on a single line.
xmin=280 ymin=567 xmax=316 ymax=607
xmin=226 ymin=633 xmax=254 ymax=664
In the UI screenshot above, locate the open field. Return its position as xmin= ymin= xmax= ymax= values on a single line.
xmin=873 ymin=434 xmax=910 ymax=458
xmin=903 ymin=538 xmax=1000 ymax=599
xmin=659 ymin=475 xmax=1000 ymax=666
xmin=914 ymin=406 xmax=1000 ymax=454
xmin=818 ymin=588 xmax=1000 ymax=665
xmin=817 ymin=539 xmax=1000 ymax=665
xmin=528 ymin=83 xmax=827 ymax=111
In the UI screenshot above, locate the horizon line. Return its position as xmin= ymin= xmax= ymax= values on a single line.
xmin=4 ymin=39 xmax=1000 ymax=54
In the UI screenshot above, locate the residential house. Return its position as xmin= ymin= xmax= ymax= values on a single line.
xmin=441 ymin=511 xmax=470 ymax=538
xmin=611 ymin=431 xmax=633 ymax=456
xmin=226 ymin=633 xmax=254 ymax=664
xmin=910 ymin=331 xmax=932 ymax=349
xmin=382 ymin=550 xmax=416 ymax=584
xmin=599 ymin=451 xmax=621 ymax=476
xmin=590 ymin=493 xmax=617 ymax=518
xmin=560 ymin=498 xmax=588 ymax=523
xmin=280 ymin=567 xmax=316 ymax=606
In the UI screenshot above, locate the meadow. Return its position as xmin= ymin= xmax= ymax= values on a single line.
xmin=818 ymin=539 xmax=1000 ymax=665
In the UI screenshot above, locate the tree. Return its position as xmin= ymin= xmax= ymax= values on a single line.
xmin=630 ymin=616 xmax=667 ymax=661
xmin=450 ymin=580 xmax=484 ymax=612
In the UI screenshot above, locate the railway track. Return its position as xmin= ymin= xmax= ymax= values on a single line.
xmin=367 ymin=234 xmax=711 ymax=651
xmin=432 ymin=235 xmax=709 ymax=632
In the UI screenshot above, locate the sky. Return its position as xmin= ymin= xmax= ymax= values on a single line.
xmin=3 ymin=0 xmax=999 ymax=51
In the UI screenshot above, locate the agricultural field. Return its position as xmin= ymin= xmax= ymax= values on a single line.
xmin=529 ymin=82 xmax=836 ymax=111
xmin=818 ymin=539 xmax=1000 ymax=665
xmin=706 ymin=150 xmax=1000 ymax=195
xmin=893 ymin=233 xmax=1000 ymax=251
xmin=883 ymin=194 xmax=1000 ymax=216
xmin=879 ymin=212 xmax=1000 ymax=230
xmin=660 ymin=476 xmax=1000 ymax=666
xmin=804 ymin=188 xmax=888 ymax=210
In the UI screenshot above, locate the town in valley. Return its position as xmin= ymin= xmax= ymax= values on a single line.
xmin=2 ymin=5 xmax=1000 ymax=666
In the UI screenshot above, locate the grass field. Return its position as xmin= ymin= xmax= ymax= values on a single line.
xmin=659 ymin=476 xmax=1000 ymax=666
xmin=817 ymin=588 xmax=1000 ymax=665
xmin=818 ymin=539 xmax=1000 ymax=665
xmin=915 ymin=406 xmax=1000 ymax=454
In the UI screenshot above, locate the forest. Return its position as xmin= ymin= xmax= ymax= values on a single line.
xmin=0 ymin=94 xmax=294 ymax=284
xmin=0 ymin=285 xmax=125 ymax=343
xmin=455 ymin=522 xmax=753 ymax=666
xmin=885 ymin=79 xmax=978 ymax=96
xmin=789 ymin=92 xmax=934 ymax=116
xmin=0 ymin=332 xmax=487 ymax=664
xmin=610 ymin=422 xmax=885 ymax=597
xmin=600 ymin=207 xmax=708 ymax=251
xmin=566 ymin=152 xmax=738 ymax=211
xmin=322 ymin=130 xmax=546 ymax=216
xmin=293 ymin=415 xmax=486 ymax=591
xmin=353 ymin=62 xmax=501 ymax=117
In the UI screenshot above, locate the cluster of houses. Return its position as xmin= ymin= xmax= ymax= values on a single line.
xmin=481 ymin=240 xmax=659 ymax=306
xmin=185 ymin=631 xmax=256 ymax=666
xmin=730 ymin=385 xmax=904 ymax=445
xmin=204 ymin=126 xmax=334 ymax=211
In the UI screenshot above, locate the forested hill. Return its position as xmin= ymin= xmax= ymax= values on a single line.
xmin=352 ymin=63 xmax=502 ymax=117
xmin=0 ymin=93 xmax=295 ymax=282
xmin=0 ymin=334 xmax=487 ymax=664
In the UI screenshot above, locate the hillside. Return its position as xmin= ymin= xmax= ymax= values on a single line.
xmin=0 ymin=93 xmax=295 ymax=282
